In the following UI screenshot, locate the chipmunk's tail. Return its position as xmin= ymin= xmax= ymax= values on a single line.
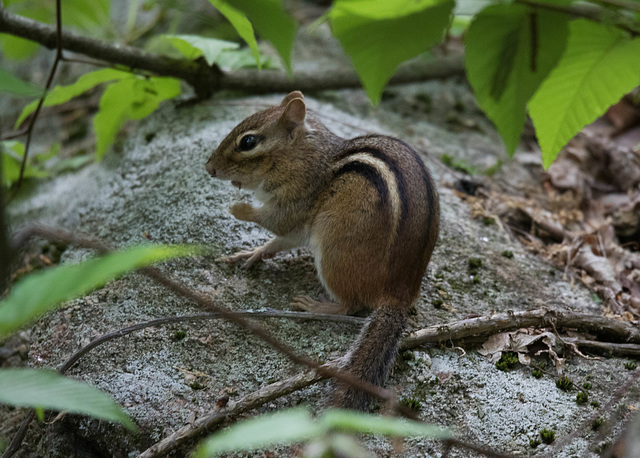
xmin=329 ymin=305 xmax=407 ymax=411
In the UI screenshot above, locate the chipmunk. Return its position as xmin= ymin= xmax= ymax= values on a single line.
xmin=205 ymin=91 xmax=440 ymax=410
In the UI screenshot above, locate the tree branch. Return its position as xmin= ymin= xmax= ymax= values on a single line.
xmin=0 ymin=7 xmax=464 ymax=100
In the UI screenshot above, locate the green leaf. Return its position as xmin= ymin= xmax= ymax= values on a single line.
xmin=62 ymin=0 xmax=111 ymax=35
xmin=0 ymin=369 xmax=135 ymax=430
xmin=162 ymin=34 xmax=239 ymax=66
xmin=223 ymin=0 xmax=296 ymax=72
xmin=215 ymin=47 xmax=280 ymax=71
xmin=465 ymin=4 xmax=568 ymax=155
xmin=0 ymin=244 xmax=199 ymax=336
xmin=194 ymin=408 xmax=322 ymax=457
xmin=1 ymin=140 xmax=47 ymax=188
xmin=529 ymin=20 xmax=640 ymax=168
xmin=94 ymin=76 xmax=180 ymax=158
xmin=208 ymin=0 xmax=261 ymax=68
xmin=321 ymin=409 xmax=451 ymax=438
xmin=0 ymin=4 xmax=51 ymax=60
xmin=329 ymin=0 xmax=454 ymax=104
xmin=16 ymin=68 xmax=132 ymax=128
xmin=50 ymin=155 xmax=93 ymax=175
xmin=0 ymin=67 xmax=43 ymax=98
xmin=195 ymin=407 xmax=451 ymax=457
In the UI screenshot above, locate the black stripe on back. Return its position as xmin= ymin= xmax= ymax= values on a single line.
xmin=357 ymin=135 xmax=438 ymax=249
xmin=334 ymin=161 xmax=389 ymax=207
xmin=334 ymin=146 xmax=409 ymax=221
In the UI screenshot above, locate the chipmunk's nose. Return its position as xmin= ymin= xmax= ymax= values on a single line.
xmin=205 ymin=160 xmax=216 ymax=177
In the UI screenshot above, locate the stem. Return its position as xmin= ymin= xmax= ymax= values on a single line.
xmin=15 ymin=0 xmax=63 ymax=188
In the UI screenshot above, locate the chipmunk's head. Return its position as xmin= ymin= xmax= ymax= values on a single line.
xmin=205 ymin=91 xmax=307 ymax=191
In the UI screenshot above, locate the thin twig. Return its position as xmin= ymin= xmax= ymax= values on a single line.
xmin=59 ymin=311 xmax=363 ymax=373
xmin=0 ymin=148 xmax=11 ymax=291
xmin=14 ymin=0 xmax=63 ymax=188
xmin=0 ymin=128 xmax=28 ymax=141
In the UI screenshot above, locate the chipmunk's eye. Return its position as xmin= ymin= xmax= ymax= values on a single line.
xmin=238 ymin=134 xmax=259 ymax=151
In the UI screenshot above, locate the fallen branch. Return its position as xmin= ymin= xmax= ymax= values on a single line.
xmin=0 ymin=7 xmax=465 ymax=100
xmin=401 ymin=308 xmax=640 ymax=349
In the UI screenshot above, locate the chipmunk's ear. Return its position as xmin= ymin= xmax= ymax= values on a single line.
xmin=279 ymin=97 xmax=306 ymax=133
xmin=280 ymin=91 xmax=304 ymax=107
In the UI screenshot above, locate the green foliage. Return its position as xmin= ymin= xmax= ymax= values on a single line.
xmin=0 ymin=368 xmax=135 ymax=430
xmin=60 ymin=0 xmax=111 ymax=37
xmin=583 ymin=381 xmax=592 ymax=390
xmin=496 ymin=351 xmax=519 ymax=371
xmin=15 ymin=68 xmax=180 ymax=159
xmin=399 ymin=396 xmax=422 ymax=410
xmin=624 ymin=360 xmax=638 ymax=370
xmin=576 ymin=391 xmax=588 ymax=404
xmin=467 ymin=257 xmax=482 ymax=276
xmin=529 ymin=438 xmax=541 ymax=448
xmin=5 ymin=0 xmax=640 ymax=177
xmin=0 ymin=1 xmax=50 ymax=60
xmin=16 ymin=68 xmax=133 ymax=128
xmin=592 ymin=417 xmax=604 ymax=430
xmin=556 ymin=376 xmax=573 ymax=391
xmin=465 ymin=4 xmax=568 ymax=155
xmin=161 ymin=35 xmax=240 ymax=66
xmin=0 ymin=67 xmax=43 ymax=98
xmin=1 ymin=140 xmax=48 ymax=187
xmin=215 ymin=47 xmax=279 ymax=71
xmin=173 ymin=330 xmax=187 ymax=340
xmin=532 ymin=369 xmax=543 ymax=379
xmin=194 ymin=407 xmax=450 ymax=457
xmin=440 ymin=153 xmax=477 ymax=175
xmin=0 ymin=0 xmax=112 ymax=60
xmin=93 ymin=75 xmax=180 ymax=159
xmin=208 ymin=0 xmax=261 ymax=68
xmin=221 ymin=0 xmax=296 ymax=72
xmin=194 ymin=408 xmax=319 ymax=457
xmin=0 ymin=244 xmax=200 ymax=337
xmin=528 ymin=20 xmax=640 ymax=168
xmin=539 ymin=428 xmax=555 ymax=444
xmin=329 ymin=0 xmax=454 ymax=104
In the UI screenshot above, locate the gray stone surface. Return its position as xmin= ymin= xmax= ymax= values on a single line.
xmin=4 ymin=85 xmax=637 ymax=457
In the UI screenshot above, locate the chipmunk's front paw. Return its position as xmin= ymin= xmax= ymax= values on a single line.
xmin=229 ymin=202 xmax=255 ymax=222
xmin=223 ymin=246 xmax=273 ymax=269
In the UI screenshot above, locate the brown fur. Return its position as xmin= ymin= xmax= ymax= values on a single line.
xmin=206 ymin=92 xmax=440 ymax=410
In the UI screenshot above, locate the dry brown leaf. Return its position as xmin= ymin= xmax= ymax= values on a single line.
xmin=478 ymin=328 xmax=565 ymax=370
